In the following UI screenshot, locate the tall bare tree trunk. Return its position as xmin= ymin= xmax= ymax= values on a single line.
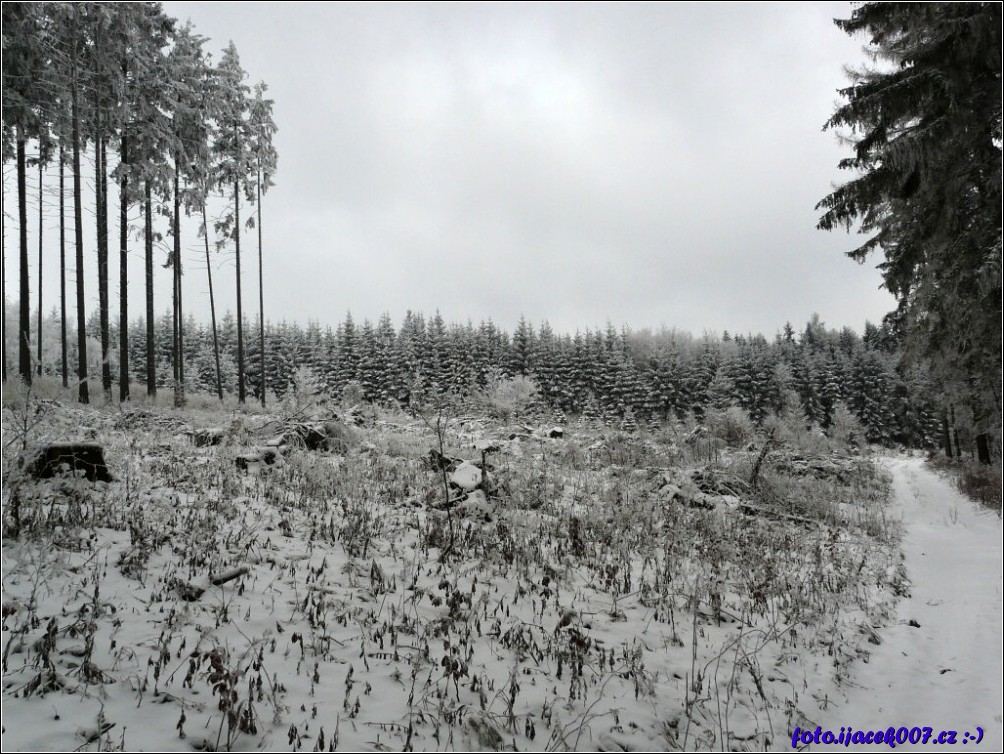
xmin=145 ymin=180 xmax=155 ymax=398
xmin=973 ymin=402 xmax=992 ymax=466
xmin=2 ymin=173 xmax=6 ymax=382
xmin=202 ymin=203 xmax=223 ymax=401
xmin=941 ymin=411 xmax=953 ymax=458
xmin=171 ymin=255 xmax=178 ymax=387
xmin=172 ymin=160 xmax=185 ymax=407
xmin=17 ymin=130 xmax=31 ymax=385
xmin=71 ymin=55 xmax=88 ymax=404
xmin=60 ymin=145 xmax=68 ymax=387
xmin=119 ymin=132 xmax=129 ymax=402
xmin=178 ymin=261 xmax=184 ymax=397
xmin=951 ymin=405 xmax=961 ymax=460
xmin=257 ymin=165 xmax=265 ymax=407
xmin=234 ymin=177 xmax=245 ymax=404
xmin=976 ymin=433 xmax=991 ymax=465
xmin=37 ymin=157 xmax=43 ymax=377
xmin=3 ymin=185 xmax=7 ymax=382
xmin=98 ymin=134 xmax=112 ymax=399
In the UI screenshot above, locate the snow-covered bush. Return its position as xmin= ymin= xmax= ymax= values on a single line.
xmin=282 ymin=365 xmax=328 ymax=415
xmin=705 ymin=406 xmax=754 ymax=447
xmin=477 ymin=370 xmax=540 ymax=422
xmin=829 ymin=401 xmax=868 ymax=450
xmin=340 ymin=380 xmax=366 ymax=407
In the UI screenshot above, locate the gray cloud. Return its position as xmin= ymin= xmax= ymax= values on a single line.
xmin=12 ymin=2 xmax=894 ymax=342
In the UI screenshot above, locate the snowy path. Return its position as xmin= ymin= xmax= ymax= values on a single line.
xmin=810 ymin=456 xmax=1003 ymax=750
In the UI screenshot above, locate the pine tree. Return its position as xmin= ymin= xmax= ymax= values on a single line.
xmin=2 ymin=3 xmax=51 ymax=385
xmin=375 ymin=313 xmax=404 ymax=403
xmin=55 ymin=5 xmax=92 ymax=401
xmin=706 ymin=367 xmax=738 ymax=411
xmin=116 ymin=4 xmax=174 ymax=401
xmin=648 ymin=344 xmax=685 ymax=420
xmin=510 ymin=316 xmax=535 ymax=376
xmin=427 ymin=311 xmax=449 ymax=392
xmin=213 ymin=42 xmax=253 ymax=403
xmin=818 ymin=2 xmax=1002 ymax=460
xmin=78 ymin=3 xmax=132 ymax=400
xmin=58 ymin=146 xmax=68 ymax=386
xmin=245 ymin=314 xmax=263 ymax=401
xmin=335 ymin=312 xmax=359 ymax=395
xmin=686 ymin=340 xmax=719 ymax=420
xmin=165 ymin=23 xmax=212 ymax=407
xmin=444 ymin=324 xmax=473 ymax=396
xmin=247 ymin=81 xmax=277 ymax=407
xmin=269 ymin=320 xmax=297 ymax=396
xmin=356 ymin=319 xmax=380 ymax=401
xmin=552 ymin=334 xmax=578 ymax=413
xmin=397 ymin=311 xmax=426 ymax=400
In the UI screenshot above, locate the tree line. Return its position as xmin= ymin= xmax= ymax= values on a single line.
xmin=2 ymin=2 xmax=277 ymax=405
xmin=7 ymin=300 xmax=958 ymax=454
xmin=5 ymin=2 xmax=996 ymax=464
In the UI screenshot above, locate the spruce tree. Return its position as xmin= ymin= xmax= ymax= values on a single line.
xmin=2 ymin=3 xmax=50 ymax=385
xmin=213 ymin=42 xmax=253 ymax=403
xmin=818 ymin=2 xmax=1002 ymax=460
xmin=247 ymin=81 xmax=278 ymax=407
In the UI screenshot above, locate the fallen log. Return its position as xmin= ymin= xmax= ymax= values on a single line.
xmin=210 ymin=566 xmax=250 ymax=586
xmin=171 ymin=566 xmax=250 ymax=601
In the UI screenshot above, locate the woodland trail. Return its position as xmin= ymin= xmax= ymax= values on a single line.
xmin=812 ymin=456 xmax=1003 ymax=750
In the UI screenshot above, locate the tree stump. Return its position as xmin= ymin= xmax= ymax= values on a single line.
xmin=298 ymin=423 xmax=329 ymax=451
xmin=26 ymin=443 xmax=113 ymax=482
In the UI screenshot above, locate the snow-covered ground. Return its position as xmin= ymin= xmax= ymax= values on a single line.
xmin=810 ymin=456 xmax=1003 ymax=751
xmin=2 ymin=406 xmax=1000 ymax=753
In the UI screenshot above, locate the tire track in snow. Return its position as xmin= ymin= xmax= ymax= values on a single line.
xmin=809 ymin=456 xmax=1003 ymax=751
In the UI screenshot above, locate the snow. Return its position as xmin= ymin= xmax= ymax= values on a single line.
xmin=2 ymin=407 xmax=1000 ymax=753
xmin=450 ymin=462 xmax=483 ymax=491
xmin=810 ymin=457 xmax=1003 ymax=750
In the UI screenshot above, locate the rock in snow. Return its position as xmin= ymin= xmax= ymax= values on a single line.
xmin=450 ymin=461 xmax=483 ymax=491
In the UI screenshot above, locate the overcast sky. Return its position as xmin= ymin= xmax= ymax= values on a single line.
xmin=8 ymin=1 xmax=898 ymax=340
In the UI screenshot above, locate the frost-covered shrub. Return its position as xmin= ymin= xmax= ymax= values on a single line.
xmin=763 ymin=396 xmax=833 ymax=455
xmin=340 ymin=380 xmax=366 ymax=407
xmin=322 ymin=419 xmax=361 ymax=454
xmin=477 ymin=370 xmax=540 ymax=422
xmin=706 ymin=406 xmax=754 ymax=447
xmin=282 ymin=366 xmax=328 ymax=414
xmin=829 ymin=401 xmax=867 ymax=450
